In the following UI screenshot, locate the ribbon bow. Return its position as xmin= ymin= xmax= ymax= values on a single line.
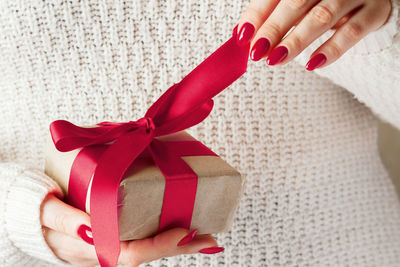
xmin=49 ymin=27 xmax=249 ymax=267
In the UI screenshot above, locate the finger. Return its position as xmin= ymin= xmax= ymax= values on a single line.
xmin=43 ymin=226 xmax=98 ymax=266
xmin=119 ymin=228 xmax=218 ymax=267
xmin=250 ymin=0 xmax=321 ymax=61
xmin=294 ymin=4 xmax=355 ymax=29
xmin=236 ymin=0 xmax=280 ymax=46
xmin=40 ymin=193 xmax=91 ymax=241
xmin=267 ymin=0 xmax=363 ymax=65
xmin=306 ymin=1 xmax=391 ymax=70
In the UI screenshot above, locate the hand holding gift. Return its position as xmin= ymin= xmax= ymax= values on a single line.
xmin=40 ymin=194 xmax=218 ymax=267
xmin=44 ymin=26 xmax=249 ymax=267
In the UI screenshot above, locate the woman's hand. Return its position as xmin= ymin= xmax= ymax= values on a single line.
xmin=40 ymin=194 xmax=221 ymax=267
xmin=236 ymin=0 xmax=392 ymax=70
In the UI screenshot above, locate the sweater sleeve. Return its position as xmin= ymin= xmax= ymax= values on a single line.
xmin=295 ymin=0 xmax=400 ymax=130
xmin=0 ymin=162 xmax=71 ymax=266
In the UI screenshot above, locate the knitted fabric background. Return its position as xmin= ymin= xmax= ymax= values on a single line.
xmin=0 ymin=1 xmax=399 ymax=266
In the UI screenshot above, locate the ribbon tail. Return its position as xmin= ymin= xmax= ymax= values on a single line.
xmin=150 ymin=34 xmax=249 ymax=126
xmin=68 ymin=144 xmax=109 ymax=211
xmin=149 ymin=139 xmax=199 ymax=232
xmin=90 ymin=129 xmax=153 ymax=267
xmin=162 ymin=140 xmax=217 ymax=157
xmin=154 ymin=99 xmax=214 ymax=136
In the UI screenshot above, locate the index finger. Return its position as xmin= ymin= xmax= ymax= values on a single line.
xmin=40 ymin=193 xmax=91 ymax=241
xmin=236 ymin=0 xmax=280 ymax=46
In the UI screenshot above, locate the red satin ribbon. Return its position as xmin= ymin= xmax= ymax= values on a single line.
xmin=49 ymin=27 xmax=249 ymax=267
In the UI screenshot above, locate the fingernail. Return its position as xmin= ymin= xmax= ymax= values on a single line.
xmin=266 ymin=46 xmax=288 ymax=65
xmin=77 ymin=224 xmax=94 ymax=245
xmin=306 ymin=53 xmax=327 ymax=71
xmin=237 ymin=23 xmax=255 ymax=46
xmin=177 ymin=229 xmax=198 ymax=246
xmin=199 ymin=246 xmax=225 ymax=254
xmin=232 ymin=24 xmax=239 ymax=38
xmin=250 ymin=38 xmax=270 ymax=61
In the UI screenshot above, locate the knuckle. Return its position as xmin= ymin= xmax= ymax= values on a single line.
xmin=288 ymin=34 xmax=304 ymax=51
xmin=247 ymin=5 xmax=266 ymax=21
xmin=310 ymin=5 xmax=335 ymax=25
xmin=54 ymin=213 xmax=68 ymax=233
xmin=327 ymin=42 xmax=342 ymax=58
xmin=265 ymin=22 xmax=282 ymax=39
xmin=343 ymin=22 xmax=363 ymax=41
xmin=285 ymin=0 xmax=308 ymax=10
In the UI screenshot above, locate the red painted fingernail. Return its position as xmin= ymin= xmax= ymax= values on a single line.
xmin=232 ymin=24 xmax=239 ymax=38
xmin=177 ymin=229 xmax=198 ymax=246
xmin=199 ymin=246 xmax=225 ymax=254
xmin=250 ymin=38 xmax=271 ymax=61
xmin=237 ymin=23 xmax=255 ymax=46
xmin=77 ymin=224 xmax=94 ymax=245
xmin=266 ymin=46 xmax=288 ymax=65
xmin=306 ymin=53 xmax=327 ymax=71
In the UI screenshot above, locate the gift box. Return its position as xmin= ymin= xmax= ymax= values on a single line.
xmin=44 ymin=130 xmax=245 ymax=240
xmin=41 ymin=27 xmax=250 ymax=267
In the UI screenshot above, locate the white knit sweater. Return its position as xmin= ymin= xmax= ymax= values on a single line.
xmin=1 ymin=1 xmax=399 ymax=266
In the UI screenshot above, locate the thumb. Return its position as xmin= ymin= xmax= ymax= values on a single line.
xmin=119 ymin=228 xmax=218 ymax=266
xmin=40 ymin=193 xmax=92 ymax=242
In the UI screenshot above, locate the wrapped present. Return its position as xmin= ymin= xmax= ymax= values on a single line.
xmin=43 ymin=25 xmax=250 ymax=267
xmin=45 ymin=130 xmax=245 ymax=240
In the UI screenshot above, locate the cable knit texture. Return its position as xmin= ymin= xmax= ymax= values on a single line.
xmin=0 ymin=0 xmax=399 ymax=266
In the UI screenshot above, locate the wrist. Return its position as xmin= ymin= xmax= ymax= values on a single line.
xmin=3 ymin=164 xmax=68 ymax=265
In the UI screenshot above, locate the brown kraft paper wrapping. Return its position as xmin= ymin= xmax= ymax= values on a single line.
xmin=44 ymin=130 xmax=245 ymax=240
